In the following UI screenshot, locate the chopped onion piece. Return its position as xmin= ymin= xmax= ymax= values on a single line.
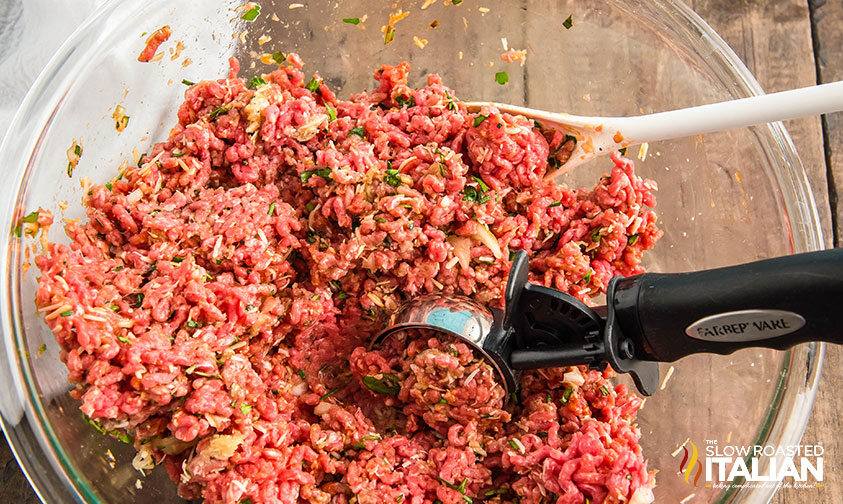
xmin=562 ymin=368 xmax=585 ymax=387
xmin=473 ymin=223 xmax=502 ymax=259
xmin=447 ymin=236 xmax=471 ymax=269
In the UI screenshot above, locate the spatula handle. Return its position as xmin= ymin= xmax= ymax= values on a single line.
xmin=610 ymin=248 xmax=843 ymax=362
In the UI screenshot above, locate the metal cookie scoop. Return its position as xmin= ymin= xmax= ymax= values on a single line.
xmin=375 ymin=248 xmax=843 ymax=397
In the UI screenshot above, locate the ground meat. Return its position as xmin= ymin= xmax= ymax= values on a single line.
xmin=34 ymin=56 xmax=662 ymax=504
xmin=138 ymin=25 xmax=172 ymax=62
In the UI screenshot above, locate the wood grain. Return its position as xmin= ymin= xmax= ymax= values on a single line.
xmin=692 ymin=2 xmax=839 ymax=504
xmin=812 ymin=0 xmax=843 ymax=245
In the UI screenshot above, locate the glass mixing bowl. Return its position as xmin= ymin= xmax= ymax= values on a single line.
xmin=0 ymin=0 xmax=824 ymax=502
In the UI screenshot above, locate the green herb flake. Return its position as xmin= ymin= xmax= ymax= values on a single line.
xmin=112 ymin=266 xmax=124 ymax=272
xmin=361 ymin=434 xmax=381 ymax=441
xmin=240 ymin=498 xmax=255 ymax=504
xmin=105 ymin=182 xmax=113 ymax=191
xmin=583 ymin=269 xmax=593 ymax=283
xmin=326 ymin=104 xmax=337 ymax=121
xmin=248 ymin=76 xmax=267 ymax=89
xmin=305 ymin=77 xmax=320 ymax=92
xmin=298 ymin=369 xmax=306 ymax=380
xmin=485 ymin=489 xmax=508 ymax=497
xmin=241 ymin=4 xmax=261 ymax=21
xmin=268 ymin=201 xmax=276 ymax=216
xmin=209 ymin=104 xmax=232 ymax=119
xmin=74 ymin=144 xmax=82 ymax=156
xmin=22 ymin=211 xmax=39 ymax=223
xmin=301 ymin=167 xmax=332 ymax=183
xmin=508 ymin=439 xmax=522 ymax=452
xmin=117 ymin=336 xmax=130 ymax=344
xmin=83 ymin=414 xmax=107 ymax=434
xmin=560 ymin=387 xmax=574 ymax=404
xmin=187 ymin=320 xmax=199 ymax=328
xmin=494 ymin=71 xmax=509 ymax=85
xmin=172 ymin=256 xmax=184 ymax=263
xmin=628 ymin=233 xmax=640 ymax=246
xmin=362 ymin=375 xmax=400 ymax=395
xmin=348 ymin=126 xmax=365 ymax=138
xmin=563 ymin=14 xmax=574 ymax=29
xmin=305 ymin=201 xmax=316 ymax=213
xmin=60 ymin=310 xmax=74 ymax=317
xmin=548 ymin=201 xmax=562 ymax=208
xmin=353 ymin=441 xmax=366 ymax=450
xmin=182 ymin=79 xmax=196 ymax=86
xmin=437 ymin=397 xmax=448 ymax=404
xmin=269 ymin=51 xmax=285 ymax=64
xmin=310 ymin=294 xmax=321 ymax=301
xmin=626 ymin=474 xmax=633 ymax=480
xmin=590 ymin=227 xmax=602 ymax=242
xmin=472 ymin=115 xmax=488 ymax=127
xmin=384 ymin=26 xmax=395 ymax=44
xmin=342 ymin=17 xmax=361 ymax=25
xmin=395 ymin=94 xmax=416 ymax=108
xmin=599 ymin=385 xmax=611 ymax=397
xmin=452 ymin=0 xmax=463 ymax=4
xmin=37 ymin=344 xmax=47 ymax=356
xmin=384 ymin=169 xmax=402 ymax=187
xmin=240 ymin=403 xmax=252 ymax=415
xmin=472 ymin=176 xmax=489 ymax=192
xmin=135 ymin=293 xmax=145 ymax=308
xmin=320 ymin=388 xmax=339 ymax=400
xmin=462 ymin=186 xmax=478 ymax=202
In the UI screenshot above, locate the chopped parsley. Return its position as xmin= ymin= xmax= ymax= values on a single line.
xmin=395 ymin=94 xmax=416 ymax=108
xmin=384 ymin=25 xmax=395 ymax=44
xmin=241 ymin=4 xmax=261 ymax=21
xmin=187 ymin=320 xmax=199 ymax=328
xmin=325 ymin=104 xmax=337 ymax=121
xmin=240 ymin=403 xmax=252 ymax=415
xmin=268 ymin=201 xmax=276 ymax=216
xmin=619 ymin=147 xmax=628 ymax=155
xmin=305 ymin=77 xmax=320 ymax=92
xmin=472 ymin=114 xmax=488 ymax=127
xmin=560 ymin=387 xmax=574 ymax=404
xmin=181 ymin=79 xmax=195 ymax=86
xmin=348 ymin=126 xmax=365 ymax=138
xmin=563 ymin=14 xmax=574 ymax=29
xmin=439 ymin=477 xmax=468 ymax=494
xmin=117 ymin=336 xmax=130 ymax=344
xmin=300 ymin=167 xmax=332 ymax=183
xmin=590 ymin=227 xmax=602 ymax=242
xmin=342 ymin=17 xmax=361 ymax=25
xmin=362 ymin=375 xmax=400 ymax=395
xmin=494 ymin=71 xmax=509 ymax=85
xmin=60 ymin=310 xmax=74 ymax=317
xmin=172 ymin=151 xmax=185 ymax=158
xmin=583 ymin=269 xmax=593 ymax=283
xmin=135 ymin=293 xmax=144 ymax=308
xmin=248 ymin=76 xmax=266 ymax=89
xmin=383 ymin=169 xmax=402 ymax=187
xmin=209 ymin=104 xmax=231 ymax=119
xmin=452 ymin=0 xmax=463 ymax=4
xmin=548 ymin=201 xmax=562 ymax=208
xmin=22 ymin=211 xmax=39 ymax=223
xmin=437 ymin=397 xmax=448 ymax=404
xmin=599 ymin=385 xmax=611 ymax=397
xmin=271 ymin=51 xmax=286 ymax=64
xmin=628 ymin=233 xmax=640 ymax=245
xmin=298 ymin=369 xmax=306 ymax=379
xmin=320 ymin=388 xmax=339 ymax=400
xmin=172 ymin=256 xmax=184 ymax=263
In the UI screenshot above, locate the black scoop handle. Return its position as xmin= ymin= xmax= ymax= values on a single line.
xmin=611 ymin=248 xmax=843 ymax=362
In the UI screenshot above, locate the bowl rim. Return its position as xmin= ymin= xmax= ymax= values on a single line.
xmin=0 ymin=0 xmax=825 ymax=503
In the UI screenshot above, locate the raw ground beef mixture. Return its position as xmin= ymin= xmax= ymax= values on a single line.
xmin=34 ymin=55 xmax=662 ymax=504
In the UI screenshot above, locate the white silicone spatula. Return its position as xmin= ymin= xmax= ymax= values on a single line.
xmin=465 ymin=80 xmax=843 ymax=178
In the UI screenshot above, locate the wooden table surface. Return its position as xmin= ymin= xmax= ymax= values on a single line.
xmin=2 ymin=0 xmax=841 ymax=502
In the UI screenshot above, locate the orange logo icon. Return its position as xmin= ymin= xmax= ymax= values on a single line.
xmin=679 ymin=441 xmax=703 ymax=486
